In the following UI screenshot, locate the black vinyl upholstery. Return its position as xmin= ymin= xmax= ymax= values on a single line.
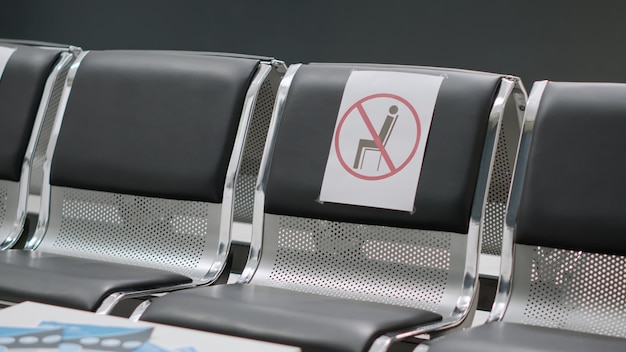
xmin=424 ymin=321 xmax=626 ymax=352
xmin=0 ymin=250 xmax=190 ymax=311
xmin=141 ymin=284 xmax=441 ymax=352
xmin=51 ymin=50 xmax=260 ymax=202
xmin=0 ymin=43 xmax=62 ymax=181
xmin=265 ymin=64 xmax=502 ymax=233
xmin=516 ymin=82 xmax=626 ymax=256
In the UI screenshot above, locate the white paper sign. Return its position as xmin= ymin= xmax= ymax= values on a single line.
xmin=319 ymin=70 xmax=443 ymax=211
xmin=0 ymin=46 xmax=16 ymax=82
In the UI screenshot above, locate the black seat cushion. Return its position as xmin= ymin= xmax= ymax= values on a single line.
xmin=424 ymin=321 xmax=626 ymax=352
xmin=0 ymin=250 xmax=191 ymax=311
xmin=141 ymin=284 xmax=442 ymax=352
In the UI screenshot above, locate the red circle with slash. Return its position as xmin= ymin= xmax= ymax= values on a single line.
xmin=334 ymin=93 xmax=421 ymax=180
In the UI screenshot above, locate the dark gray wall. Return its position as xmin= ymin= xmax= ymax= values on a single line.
xmin=2 ymin=0 xmax=625 ymax=86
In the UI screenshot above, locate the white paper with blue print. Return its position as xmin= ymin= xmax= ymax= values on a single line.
xmin=0 ymin=326 xmax=63 ymax=351
xmin=0 ymin=321 xmax=200 ymax=352
xmin=39 ymin=321 xmax=153 ymax=351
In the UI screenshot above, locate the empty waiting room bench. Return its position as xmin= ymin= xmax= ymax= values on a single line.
xmin=0 ymin=39 xmax=79 ymax=250
xmin=0 ymin=49 xmax=285 ymax=313
xmin=136 ymin=63 xmax=526 ymax=352
xmin=420 ymin=81 xmax=626 ymax=351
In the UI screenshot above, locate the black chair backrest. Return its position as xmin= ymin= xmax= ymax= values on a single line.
xmin=50 ymin=50 xmax=258 ymax=202
xmin=516 ymin=81 xmax=626 ymax=255
xmin=265 ymin=63 xmax=505 ymax=233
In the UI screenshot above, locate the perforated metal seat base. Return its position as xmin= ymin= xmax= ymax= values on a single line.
xmin=504 ymin=245 xmax=626 ymax=338
xmin=251 ymin=215 xmax=468 ymax=315
xmin=37 ymin=187 xmax=221 ymax=281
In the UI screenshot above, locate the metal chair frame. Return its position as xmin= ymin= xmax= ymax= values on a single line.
xmin=0 ymin=41 xmax=80 ymax=250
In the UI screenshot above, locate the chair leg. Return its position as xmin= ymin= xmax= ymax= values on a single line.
xmin=214 ymin=251 xmax=233 ymax=285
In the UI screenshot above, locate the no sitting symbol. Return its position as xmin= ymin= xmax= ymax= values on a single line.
xmin=333 ymin=93 xmax=421 ymax=180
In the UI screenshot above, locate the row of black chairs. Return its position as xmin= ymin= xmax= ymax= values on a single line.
xmin=0 ymin=39 xmax=625 ymax=352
